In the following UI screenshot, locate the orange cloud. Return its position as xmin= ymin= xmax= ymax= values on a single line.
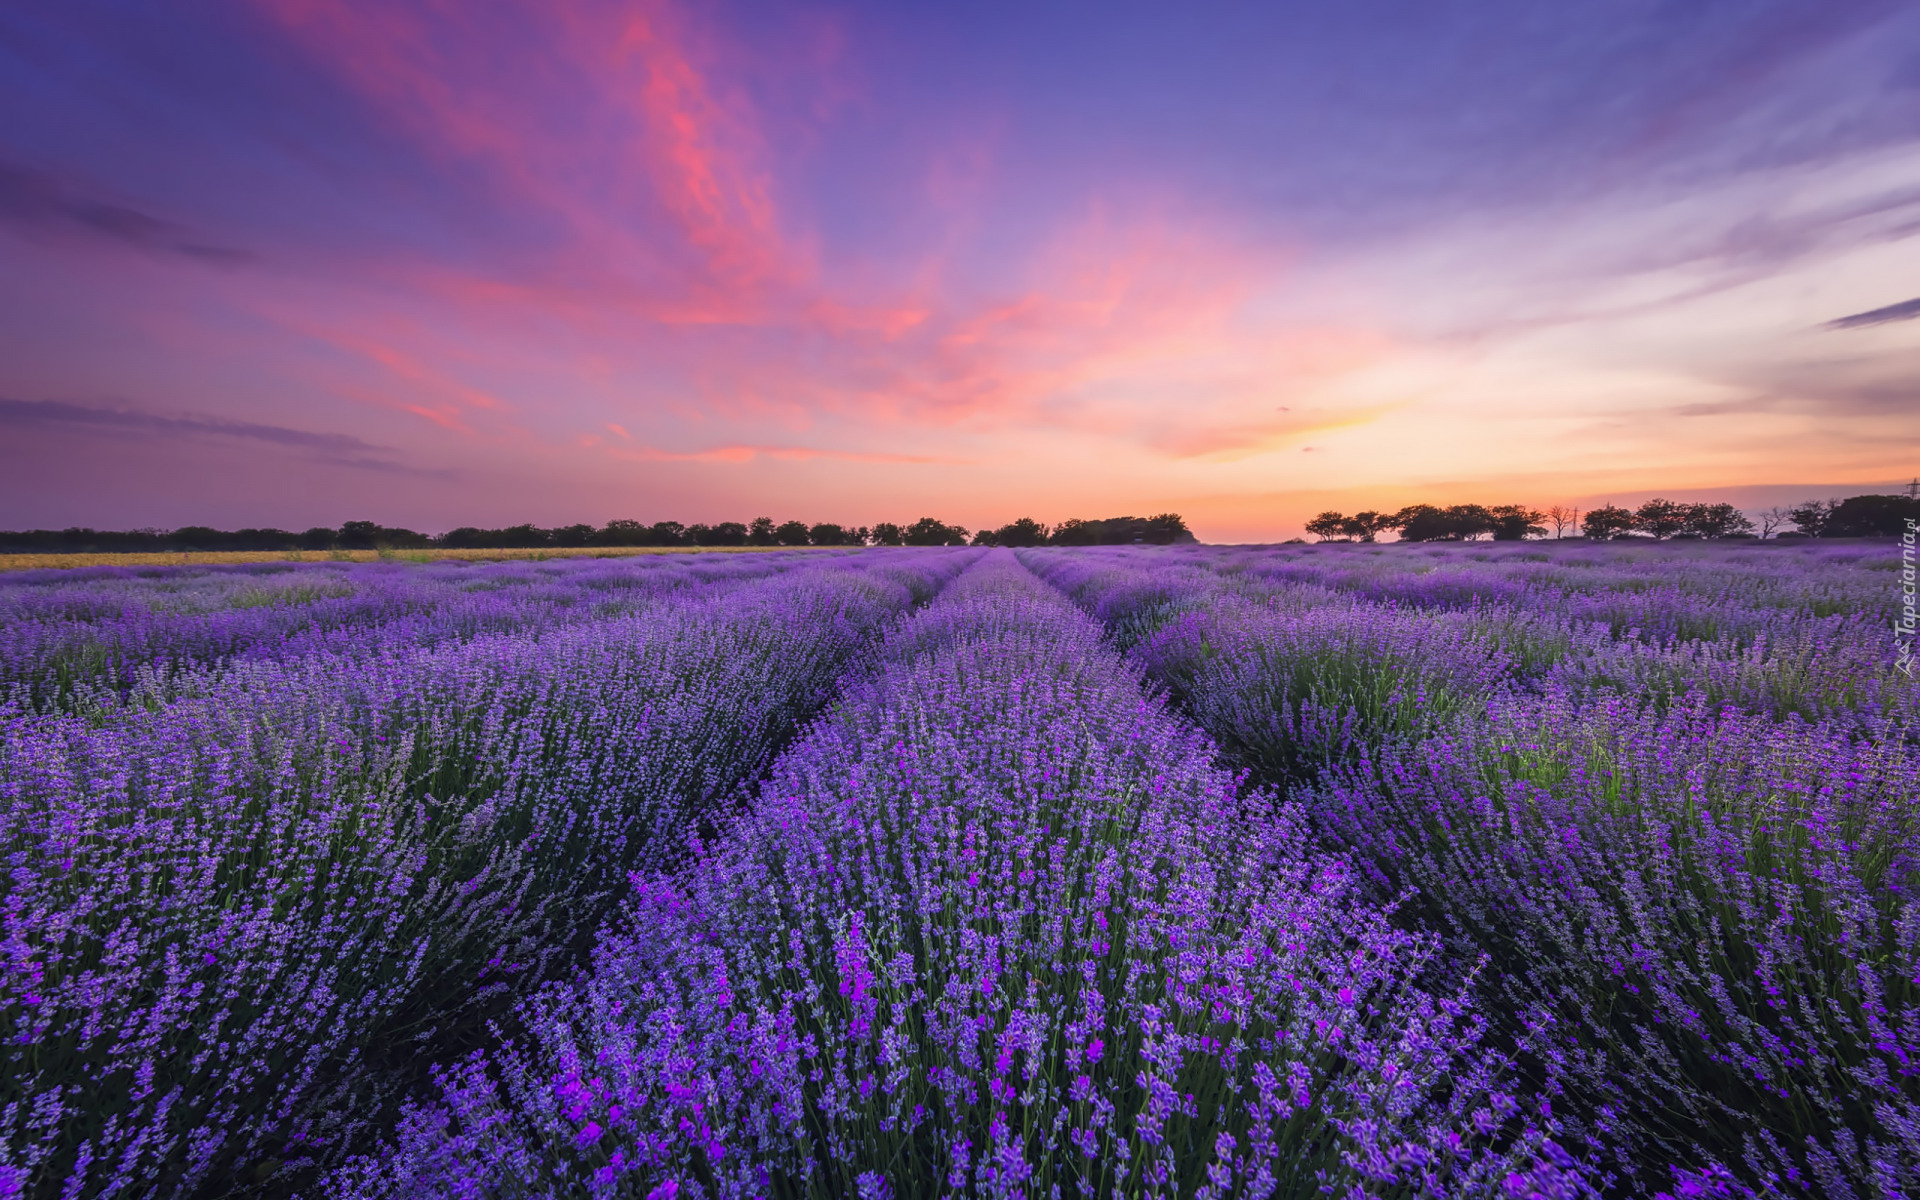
xmin=609 ymin=443 xmax=954 ymax=464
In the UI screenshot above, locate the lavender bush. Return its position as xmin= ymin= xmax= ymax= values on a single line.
xmin=0 ymin=554 xmax=965 ymax=1196
xmin=1027 ymin=540 xmax=1918 ymax=1197
xmin=326 ymin=554 xmax=1586 ymax=1199
xmin=1312 ymin=692 xmax=1919 ymax=1194
xmin=0 ymin=552 xmax=826 ymax=712
xmin=1 ymin=539 xmax=1908 ymax=1198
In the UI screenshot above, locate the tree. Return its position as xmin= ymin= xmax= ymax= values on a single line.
xmin=1304 ymin=511 xmax=1349 ymax=541
xmin=1390 ymin=505 xmax=1448 ymax=541
xmin=1049 ymin=518 xmax=1095 ymax=545
xmin=1142 ymin=513 xmax=1194 ymax=544
xmin=1545 ymin=505 xmax=1579 ymax=539
xmin=1758 ymin=506 xmax=1792 ymax=539
xmin=747 ymin=516 xmax=776 ymax=546
xmin=598 ymin=519 xmax=646 ymax=546
xmin=1822 ymin=494 xmax=1920 ymax=537
xmin=1342 ymin=512 xmax=1393 ymax=542
xmin=706 ymin=521 xmax=748 ymax=546
xmin=685 ymin=523 xmax=713 ymax=545
xmin=551 ymin=523 xmax=595 ymax=547
xmin=774 ymin=520 xmax=812 ymax=546
xmin=1581 ymin=505 xmax=1635 ymax=540
xmin=903 ymin=517 xmax=969 ymax=546
xmin=649 ymin=521 xmax=688 ymax=546
xmin=1681 ymin=503 xmax=1753 ymax=539
xmin=871 ymin=522 xmax=904 ymax=546
xmin=1632 ymin=498 xmax=1689 ymax=540
xmin=1787 ymin=499 xmax=1838 ymax=538
xmin=1489 ymin=505 xmax=1546 ymax=541
xmin=993 ymin=517 xmax=1050 ymax=547
xmin=808 ymin=522 xmax=851 ymax=546
xmin=337 ymin=520 xmax=384 ymax=549
xmin=1451 ymin=505 xmax=1498 ymax=540
xmin=1392 ymin=504 xmax=1495 ymax=541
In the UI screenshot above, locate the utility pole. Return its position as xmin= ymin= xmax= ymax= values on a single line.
xmin=1908 ymin=477 xmax=1918 ymax=500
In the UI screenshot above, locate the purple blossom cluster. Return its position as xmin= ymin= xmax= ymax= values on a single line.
xmin=3 ymin=538 xmax=1906 ymax=1198
xmin=325 ymin=554 xmax=1584 ymax=1199
xmin=1023 ymin=540 xmax=1918 ymax=1197
xmin=0 ymin=551 xmax=967 ymax=1196
xmin=0 ymin=552 xmax=834 ymax=711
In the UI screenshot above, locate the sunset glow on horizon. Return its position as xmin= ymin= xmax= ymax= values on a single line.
xmin=3 ymin=1 xmax=1918 ymax=540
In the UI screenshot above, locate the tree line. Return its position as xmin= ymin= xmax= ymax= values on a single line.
xmin=0 ymin=513 xmax=1196 ymax=554
xmin=1304 ymin=493 xmax=1918 ymax=542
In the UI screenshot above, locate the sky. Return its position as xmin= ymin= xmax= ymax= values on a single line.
xmin=1 ymin=0 xmax=1917 ymax=541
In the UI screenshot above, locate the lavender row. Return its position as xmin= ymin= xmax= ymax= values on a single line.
xmin=0 ymin=552 xmax=971 ymax=1198
xmin=1025 ymin=544 xmax=1914 ymax=729
xmin=1313 ymin=690 xmax=1920 ymax=1196
xmin=326 ymin=552 xmax=1591 ymax=1199
xmin=1023 ymin=544 xmax=1919 ymax=1197
xmin=0 ymin=552 xmax=833 ymax=711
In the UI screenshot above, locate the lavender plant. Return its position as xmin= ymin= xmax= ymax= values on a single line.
xmin=3 ymin=538 xmax=1907 ymax=1198
xmin=0 ymin=555 xmax=963 ymax=1197
xmin=1308 ymin=694 xmax=1920 ymax=1195
xmin=327 ymin=554 xmax=1588 ymax=1199
xmin=0 ymin=552 xmax=824 ymax=712
xmin=1029 ymin=540 xmax=1919 ymax=1197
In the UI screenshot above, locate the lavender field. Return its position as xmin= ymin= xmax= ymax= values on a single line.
xmin=1 ymin=542 xmax=1913 ymax=1200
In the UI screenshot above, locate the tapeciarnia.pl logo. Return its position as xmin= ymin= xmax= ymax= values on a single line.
xmin=1898 ymin=518 xmax=1916 ymax=678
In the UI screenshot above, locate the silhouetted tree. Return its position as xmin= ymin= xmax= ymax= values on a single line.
xmin=1489 ymin=505 xmax=1546 ymax=541
xmin=1632 ymin=498 xmax=1689 ymax=539
xmin=598 ymin=519 xmax=645 ymax=546
xmin=747 ymin=517 xmax=776 ymax=546
xmin=1341 ymin=511 xmax=1392 ymax=542
xmin=1449 ymin=505 xmax=1496 ymax=540
xmin=685 ymin=524 xmax=714 ymax=545
xmin=808 ymin=522 xmax=853 ymax=546
xmin=1389 ymin=505 xmax=1446 ymax=541
xmin=1545 ymin=505 xmax=1579 ymax=539
xmin=1049 ymin=518 xmax=1095 ymax=545
xmin=1821 ymin=494 xmax=1920 ymax=537
xmin=1581 ymin=505 xmax=1635 ymax=540
xmin=336 ymin=521 xmax=384 ymax=549
xmin=1046 ymin=515 xmax=1192 ymax=545
xmin=1787 ymin=499 xmax=1838 ymax=538
xmin=1142 ymin=513 xmax=1194 ymax=544
xmin=904 ymin=517 xmax=969 ymax=546
xmin=1304 ymin=511 xmax=1349 ymax=541
xmin=871 ymin=522 xmax=904 ymax=546
xmin=1390 ymin=504 xmax=1494 ymax=541
xmin=773 ymin=520 xmax=811 ymax=546
xmin=1681 ymin=503 xmax=1753 ymax=539
xmin=1758 ymin=506 xmax=1792 ymax=539
xmin=994 ymin=516 xmax=1050 ymax=547
xmin=706 ymin=521 xmax=748 ymax=546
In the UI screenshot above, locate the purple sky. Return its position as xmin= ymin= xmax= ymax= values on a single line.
xmin=2 ymin=0 xmax=1917 ymax=539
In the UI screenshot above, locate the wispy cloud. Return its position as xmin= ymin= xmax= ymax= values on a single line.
xmin=1826 ymin=296 xmax=1920 ymax=329
xmin=0 ymin=397 xmax=424 ymax=471
xmin=0 ymin=159 xmax=252 ymax=264
xmin=608 ymin=442 xmax=955 ymax=465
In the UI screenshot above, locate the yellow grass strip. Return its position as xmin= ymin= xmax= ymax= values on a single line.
xmin=0 ymin=545 xmax=839 ymax=572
